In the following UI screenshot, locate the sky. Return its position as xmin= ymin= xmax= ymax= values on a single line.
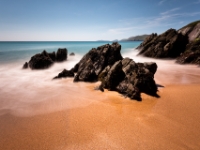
xmin=0 ymin=0 xmax=200 ymax=41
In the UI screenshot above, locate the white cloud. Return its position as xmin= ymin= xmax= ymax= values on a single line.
xmin=108 ymin=11 xmax=200 ymax=36
xmin=158 ymin=0 xmax=166 ymax=5
xmin=108 ymin=27 xmax=134 ymax=34
xmin=161 ymin=7 xmax=181 ymax=15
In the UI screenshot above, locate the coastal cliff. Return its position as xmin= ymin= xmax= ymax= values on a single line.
xmin=137 ymin=20 xmax=200 ymax=65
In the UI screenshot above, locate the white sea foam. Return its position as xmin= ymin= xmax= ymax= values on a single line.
xmin=0 ymin=49 xmax=200 ymax=117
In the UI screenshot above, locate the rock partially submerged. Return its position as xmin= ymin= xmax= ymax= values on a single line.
xmin=99 ymin=58 xmax=158 ymax=100
xmin=137 ymin=29 xmax=188 ymax=58
xmin=72 ymin=42 xmax=123 ymax=82
xmin=176 ymin=39 xmax=200 ymax=65
xmin=137 ymin=20 xmax=200 ymax=66
xmin=22 ymin=62 xmax=28 ymax=69
xmin=54 ymin=42 xmax=158 ymax=101
xmin=69 ymin=52 xmax=75 ymax=56
xmin=53 ymin=69 xmax=74 ymax=79
xmin=23 ymin=48 xmax=68 ymax=69
xmin=29 ymin=50 xmax=54 ymax=69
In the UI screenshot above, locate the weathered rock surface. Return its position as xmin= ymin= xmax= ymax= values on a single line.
xmin=29 ymin=50 xmax=54 ymax=69
xmin=137 ymin=29 xmax=188 ymax=58
xmin=23 ymin=48 xmax=68 ymax=69
xmin=176 ymin=21 xmax=200 ymax=65
xmin=99 ymin=58 xmax=158 ymax=101
xmin=56 ymin=48 xmax=67 ymax=62
xmin=73 ymin=42 xmax=123 ymax=82
xmin=66 ymin=42 xmax=158 ymax=101
xmin=137 ymin=20 xmax=200 ymax=66
xmin=178 ymin=21 xmax=200 ymax=42
xmin=176 ymin=39 xmax=200 ymax=65
xmin=53 ymin=69 xmax=74 ymax=79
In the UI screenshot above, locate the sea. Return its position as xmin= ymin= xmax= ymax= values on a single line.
xmin=0 ymin=41 xmax=200 ymax=117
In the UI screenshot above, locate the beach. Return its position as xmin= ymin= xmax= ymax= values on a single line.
xmin=1 ymin=82 xmax=200 ymax=149
xmin=0 ymin=42 xmax=200 ymax=149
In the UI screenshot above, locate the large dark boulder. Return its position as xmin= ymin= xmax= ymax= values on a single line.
xmin=28 ymin=50 xmax=54 ymax=69
xmin=23 ymin=48 xmax=68 ymax=69
xmin=56 ymin=48 xmax=67 ymax=62
xmin=53 ymin=43 xmax=158 ymax=101
xmin=72 ymin=42 xmax=123 ymax=82
xmin=137 ymin=29 xmax=188 ymax=58
xmin=98 ymin=58 xmax=158 ymax=101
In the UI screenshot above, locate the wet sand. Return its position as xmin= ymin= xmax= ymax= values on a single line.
xmin=1 ymin=56 xmax=200 ymax=150
xmin=1 ymin=82 xmax=200 ymax=150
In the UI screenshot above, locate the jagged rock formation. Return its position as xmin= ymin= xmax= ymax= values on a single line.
xmin=55 ymin=43 xmax=158 ymax=101
xmin=176 ymin=21 xmax=200 ymax=65
xmin=137 ymin=20 xmax=200 ymax=65
xmin=53 ymin=69 xmax=74 ymax=79
xmin=23 ymin=48 xmax=68 ymax=69
xmin=72 ymin=42 xmax=123 ymax=82
xmin=137 ymin=29 xmax=188 ymax=58
xmin=98 ymin=58 xmax=158 ymax=100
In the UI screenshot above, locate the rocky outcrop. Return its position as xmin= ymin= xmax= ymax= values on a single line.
xmin=137 ymin=29 xmax=188 ymax=58
xmin=29 ymin=50 xmax=54 ymax=69
xmin=53 ymin=69 xmax=74 ymax=79
xmin=176 ymin=39 xmax=200 ymax=65
xmin=72 ymin=42 xmax=123 ymax=82
xmin=56 ymin=48 xmax=67 ymax=62
xmin=176 ymin=21 xmax=200 ymax=65
xmin=98 ymin=58 xmax=158 ymax=100
xmin=137 ymin=20 xmax=200 ymax=66
xmin=23 ymin=48 xmax=68 ymax=69
xmin=178 ymin=21 xmax=200 ymax=42
xmin=58 ymin=42 xmax=158 ymax=101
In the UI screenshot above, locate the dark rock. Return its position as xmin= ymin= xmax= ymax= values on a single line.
xmin=73 ymin=58 xmax=97 ymax=82
xmin=176 ymin=39 xmax=200 ymax=65
xmin=73 ymin=42 xmax=123 ymax=82
xmin=56 ymin=48 xmax=67 ymax=62
xmin=22 ymin=62 xmax=28 ymax=69
xmin=137 ymin=29 xmax=188 ymax=58
xmin=48 ymin=51 xmax=56 ymax=61
xmin=99 ymin=60 xmax=125 ymax=90
xmin=28 ymin=50 xmax=54 ymax=69
xmin=25 ymin=48 xmax=68 ymax=70
xmin=53 ymin=69 xmax=74 ymax=79
xmin=67 ymin=43 xmax=158 ymax=101
xmin=69 ymin=52 xmax=75 ymax=56
xmin=98 ymin=57 xmax=158 ymax=100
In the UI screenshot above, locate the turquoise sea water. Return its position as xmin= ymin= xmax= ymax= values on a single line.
xmin=0 ymin=41 xmax=141 ymax=64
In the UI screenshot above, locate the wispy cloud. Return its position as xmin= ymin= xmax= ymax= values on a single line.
xmin=158 ymin=0 xmax=166 ymax=5
xmin=108 ymin=27 xmax=134 ymax=34
xmin=194 ymin=0 xmax=200 ymax=4
xmin=108 ymin=11 xmax=200 ymax=35
xmin=161 ymin=7 xmax=181 ymax=15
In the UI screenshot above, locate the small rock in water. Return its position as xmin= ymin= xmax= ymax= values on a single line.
xmin=53 ymin=69 xmax=74 ymax=79
xmin=22 ymin=62 xmax=28 ymax=69
xmin=69 ymin=52 xmax=75 ymax=56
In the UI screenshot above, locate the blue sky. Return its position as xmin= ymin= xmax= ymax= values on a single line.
xmin=0 ymin=0 xmax=200 ymax=41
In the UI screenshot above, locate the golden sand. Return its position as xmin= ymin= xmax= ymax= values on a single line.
xmin=0 ymin=81 xmax=200 ymax=150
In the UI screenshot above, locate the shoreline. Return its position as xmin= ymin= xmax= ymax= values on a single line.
xmin=1 ymin=83 xmax=200 ymax=149
xmin=1 ymin=46 xmax=200 ymax=149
